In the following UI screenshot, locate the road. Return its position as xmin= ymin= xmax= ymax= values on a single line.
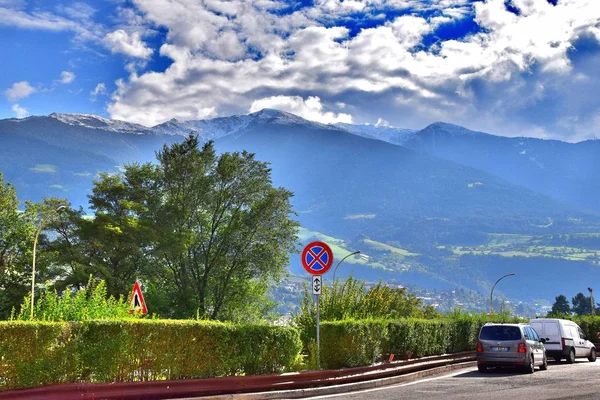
xmin=306 ymin=360 xmax=600 ymax=400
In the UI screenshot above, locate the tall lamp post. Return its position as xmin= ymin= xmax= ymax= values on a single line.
xmin=31 ymin=205 xmax=66 ymax=319
xmin=332 ymin=250 xmax=361 ymax=285
xmin=589 ymin=287 xmax=595 ymax=316
xmin=489 ymin=272 xmax=515 ymax=314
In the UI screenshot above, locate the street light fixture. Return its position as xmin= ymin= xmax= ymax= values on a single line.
xmin=489 ymin=272 xmax=515 ymax=314
xmin=30 ymin=205 xmax=66 ymax=320
xmin=331 ymin=250 xmax=361 ymax=286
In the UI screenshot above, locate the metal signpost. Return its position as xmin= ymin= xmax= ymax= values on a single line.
xmin=301 ymin=241 xmax=333 ymax=368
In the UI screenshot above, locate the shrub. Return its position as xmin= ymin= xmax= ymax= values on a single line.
xmin=0 ymin=320 xmax=301 ymax=391
xmin=319 ymin=319 xmax=388 ymax=369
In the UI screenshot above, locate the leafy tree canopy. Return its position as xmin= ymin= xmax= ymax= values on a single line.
xmin=44 ymin=135 xmax=299 ymax=321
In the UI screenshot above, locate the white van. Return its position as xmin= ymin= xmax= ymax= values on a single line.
xmin=530 ymin=318 xmax=596 ymax=363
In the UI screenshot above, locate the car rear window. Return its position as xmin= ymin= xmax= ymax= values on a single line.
xmin=480 ymin=325 xmax=522 ymax=341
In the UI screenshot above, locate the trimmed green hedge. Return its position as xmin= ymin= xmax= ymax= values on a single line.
xmin=319 ymin=315 xmax=520 ymax=369
xmin=0 ymin=320 xmax=302 ymax=391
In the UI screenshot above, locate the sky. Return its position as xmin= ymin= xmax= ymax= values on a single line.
xmin=1 ymin=0 xmax=600 ymax=141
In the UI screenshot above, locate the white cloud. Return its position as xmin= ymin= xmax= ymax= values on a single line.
xmin=249 ymin=96 xmax=353 ymax=124
xmin=375 ymin=118 xmax=391 ymax=127
xmin=104 ymin=29 xmax=153 ymax=59
xmin=90 ymin=82 xmax=107 ymax=99
xmin=60 ymin=71 xmax=75 ymax=84
xmin=103 ymin=0 xmax=600 ymax=139
xmin=4 ymin=81 xmax=36 ymax=101
xmin=11 ymin=104 xmax=28 ymax=118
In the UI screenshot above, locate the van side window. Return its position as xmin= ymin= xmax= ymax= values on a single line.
xmin=578 ymin=328 xmax=585 ymax=339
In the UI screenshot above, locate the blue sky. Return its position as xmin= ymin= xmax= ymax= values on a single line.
xmin=1 ymin=0 xmax=600 ymax=141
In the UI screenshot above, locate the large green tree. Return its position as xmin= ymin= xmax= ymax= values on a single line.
xmin=48 ymin=135 xmax=299 ymax=320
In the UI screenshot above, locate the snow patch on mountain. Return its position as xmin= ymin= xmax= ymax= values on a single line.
xmin=50 ymin=113 xmax=150 ymax=134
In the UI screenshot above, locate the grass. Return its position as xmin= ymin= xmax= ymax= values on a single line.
xmin=362 ymin=239 xmax=419 ymax=257
xmin=444 ymin=244 xmax=599 ymax=262
xmin=298 ymin=227 xmax=390 ymax=270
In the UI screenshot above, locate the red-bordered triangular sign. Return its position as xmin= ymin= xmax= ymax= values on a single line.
xmin=129 ymin=281 xmax=148 ymax=314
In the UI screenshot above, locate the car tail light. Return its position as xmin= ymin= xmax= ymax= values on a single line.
xmin=477 ymin=342 xmax=483 ymax=352
xmin=561 ymin=337 xmax=566 ymax=347
xmin=518 ymin=343 xmax=527 ymax=353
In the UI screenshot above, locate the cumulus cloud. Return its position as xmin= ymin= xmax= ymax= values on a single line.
xmin=104 ymin=29 xmax=153 ymax=58
xmin=60 ymin=71 xmax=75 ymax=84
xmin=11 ymin=104 xmax=28 ymax=118
xmin=100 ymin=0 xmax=600 ymax=139
xmin=249 ymin=96 xmax=353 ymax=124
xmin=4 ymin=81 xmax=36 ymax=101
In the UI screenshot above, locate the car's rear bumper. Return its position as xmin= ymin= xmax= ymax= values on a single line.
xmin=477 ymin=354 xmax=528 ymax=367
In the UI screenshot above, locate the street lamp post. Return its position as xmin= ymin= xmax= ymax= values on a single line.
xmin=489 ymin=272 xmax=515 ymax=314
xmin=331 ymin=250 xmax=361 ymax=286
xmin=30 ymin=205 xmax=66 ymax=320
xmin=588 ymin=287 xmax=595 ymax=316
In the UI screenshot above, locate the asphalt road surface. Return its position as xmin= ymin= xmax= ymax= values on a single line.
xmin=306 ymin=360 xmax=600 ymax=400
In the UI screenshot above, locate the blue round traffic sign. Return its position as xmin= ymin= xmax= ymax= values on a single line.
xmin=301 ymin=241 xmax=333 ymax=275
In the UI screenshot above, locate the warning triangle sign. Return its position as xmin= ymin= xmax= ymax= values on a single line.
xmin=129 ymin=281 xmax=148 ymax=314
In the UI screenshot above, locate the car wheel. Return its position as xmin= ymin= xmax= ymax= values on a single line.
xmin=526 ymin=355 xmax=535 ymax=374
xmin=540 ymin=353 xmax=548 ymax=370
xmin=588 ymin=348 xmax=597 ymax=363
xmin=478 ymin=365 xmax=487 ymax=373
xmin=567 ymin=349 xmax=575 ymax=364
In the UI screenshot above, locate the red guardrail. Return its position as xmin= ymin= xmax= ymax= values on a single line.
xmin=0 ymin=352 xmax=475 ymax=400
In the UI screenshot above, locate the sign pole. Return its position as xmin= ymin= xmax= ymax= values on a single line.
xmin=316 ymin=293 xmax=320 ymax=369
xmin=301 ymin=241 xmax=332 ymax=371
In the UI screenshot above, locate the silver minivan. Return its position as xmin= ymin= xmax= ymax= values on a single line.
xmin=530 ymin=318 xmax=596 ymax=363
xmin=477 ymin=323 xmax=547 ymax=373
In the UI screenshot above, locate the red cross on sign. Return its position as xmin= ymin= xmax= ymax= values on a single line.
xmin=301 ymin=241 xmax=333 ymax=275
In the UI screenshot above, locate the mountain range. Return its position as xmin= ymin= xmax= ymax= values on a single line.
xmin=1 ymin=110 xmax=599 ymax=304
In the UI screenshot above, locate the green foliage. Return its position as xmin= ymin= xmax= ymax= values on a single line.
xmin=43 ymin=135 xmax=299 ymax=320
xmin=319 ymin=319 xmax=388 ymax=369
xmin=292 ymin=277 xmax=430 ymax=346
xmin=316 ymin=313 xmax=523 ymax=369
xmin=572 ymin=292 xmax=593 ymax=316
xmin=0 ymin=173 xmax=36 ymax=318
xmin=13 ymin=277 xmax=134 ymax=321
xmin=548 ymin=294 xmax=571 ymax=317
xmin=0 ymin=320 xmax=301 ymax=390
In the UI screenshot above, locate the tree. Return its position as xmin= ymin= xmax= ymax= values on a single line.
xmin=571 ymin=292 xmax=592 ymax=316
xmin=147 ymin=136 xmax=299 ymax=319
xmin=47 ymin=135 xmax=299 ymax=320
xmin=0 ymin=173 xmax=35 ymax=318
xmin=549 ymin=294 xmax=571 ymax=316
